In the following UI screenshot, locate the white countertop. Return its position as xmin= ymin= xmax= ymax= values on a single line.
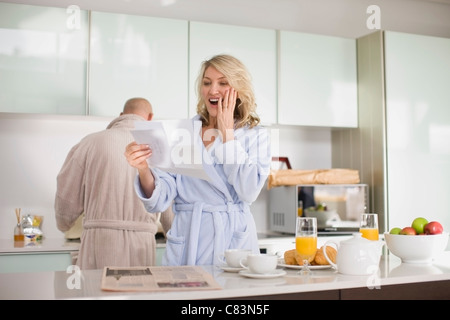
xmin=2 ymin=251 xmax=450 ymax=300
xmin=0 ymin=238 xmax=80 ymax=254
xmin=0 ymin=235 xmax=349 ymax=255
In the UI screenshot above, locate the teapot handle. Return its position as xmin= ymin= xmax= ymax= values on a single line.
xmin=323 ymin=240 xmax=338 ymax=270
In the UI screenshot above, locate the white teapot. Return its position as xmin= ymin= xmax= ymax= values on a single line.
xmin=323 ymin=233 xmax=384 ymax=276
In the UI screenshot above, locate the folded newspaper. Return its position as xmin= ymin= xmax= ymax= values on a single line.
xmin=101 ymin=266 xmax=222 ymax=292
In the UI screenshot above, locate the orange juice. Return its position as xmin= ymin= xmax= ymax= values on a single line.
xmin=297 ymin=200 xmax=303 ymax=217
xmin=360 ymin=228 xmax=379 ymax=241
xmin=295 ymin=236 xmax=317 ymax=260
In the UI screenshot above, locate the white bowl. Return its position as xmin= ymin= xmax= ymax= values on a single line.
xmin=384 ymin=232 xmax=449 ymax=264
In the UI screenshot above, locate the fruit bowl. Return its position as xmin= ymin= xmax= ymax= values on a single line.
xmin=384 ymin=232 xmax=449 ymax=264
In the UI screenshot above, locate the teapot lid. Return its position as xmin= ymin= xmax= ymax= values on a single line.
xmin=341 ymin=232 xmax=372 ymax=245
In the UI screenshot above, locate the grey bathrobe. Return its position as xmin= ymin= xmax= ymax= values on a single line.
xmin=55 ymin=114 xmax=172 ymax=270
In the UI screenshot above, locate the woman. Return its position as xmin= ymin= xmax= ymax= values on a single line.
xmin=124 ymin=54 xmax=271 ymax=266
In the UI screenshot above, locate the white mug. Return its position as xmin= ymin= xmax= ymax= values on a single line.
xmin=221 ymin=249 xmax=252 ymax=268
xmin=240 ymin=253 xmax=278 ymax=274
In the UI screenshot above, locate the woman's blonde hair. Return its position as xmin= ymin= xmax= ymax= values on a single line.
xmin=195 ymin=54 xmax=260 ymax=129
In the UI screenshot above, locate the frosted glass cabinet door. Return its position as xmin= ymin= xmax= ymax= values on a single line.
xmin=384 ymin=32 xmax=450 ymax=232
xmin=0 ymin=3 xmax=88 ymax=114
xmin=189 ymin=21 xmax=277 ymax=125
xmin=89 ymin=12 xmax=188 ymax=119
xmin=278 ymin=31 xmax=357 ymax=127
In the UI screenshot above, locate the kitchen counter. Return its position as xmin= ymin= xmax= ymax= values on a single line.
xmin=2 ymin=251 xmax=450 ymax=300
xmin=0 ymin=238 xmax=80 ymax=254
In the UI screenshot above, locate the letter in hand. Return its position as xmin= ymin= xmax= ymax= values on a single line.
xmin=124 ymin=141 xmax=156 ymax=198
xmin=124 ymin=141 xmax=152 ymax=170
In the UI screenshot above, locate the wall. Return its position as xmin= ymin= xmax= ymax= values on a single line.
xmin=0 ymin=114 xmax=332 ymax=239
xmin=0 ymin=113 xmax=111 ymax=239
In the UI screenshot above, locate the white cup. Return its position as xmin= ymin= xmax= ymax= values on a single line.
xmin=221 ymin=249 xmax=252 ymax=268
xmin=239 ymin=253 xmax=278 ymax=274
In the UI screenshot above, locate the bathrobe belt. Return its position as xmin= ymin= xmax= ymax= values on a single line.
xmin=175 ymin=202 xmax=249 ymax=266
xmin=83 ymin=219 xmax=158 ymax=234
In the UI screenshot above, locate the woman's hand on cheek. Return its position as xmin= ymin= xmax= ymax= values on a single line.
xmin=217 ymin=88 xmax=236 ymax=142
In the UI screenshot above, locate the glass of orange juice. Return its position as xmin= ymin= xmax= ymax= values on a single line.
xmin=359 ymin=213 xmax=379 ymax=240
xmin=295 ymin=217 xmax=317 ymax=275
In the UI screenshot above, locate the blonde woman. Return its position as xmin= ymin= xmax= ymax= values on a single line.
xmin=125 ymin=54 xmax=271 ymax=266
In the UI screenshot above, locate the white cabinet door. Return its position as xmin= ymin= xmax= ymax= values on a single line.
xmin=189 ymin=21 xmax=277 ymax=125
xmin=384 ymin=31 xmax=450 ymax=232
xmin=0 ymin=3 xmax=88 ymax=115
xmin=278 ymin=31 xmax=357 ymax=127
xmin=89 ymin=12 xmax=188 ymax=119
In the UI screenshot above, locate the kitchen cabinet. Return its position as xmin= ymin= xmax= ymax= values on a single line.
xmin=0 ymin=3 xmax=88 ymax=115
xmin=89 ymin=12 xmax=188 ymax=118
xmin=278 ymin=31 xmax=358 ymax=127
xmin=383 ymin=31 xmax=450 ymax=231
xmin=156 ymin=245 xmax=164 ymax=266
xmin=0 ymin=252 xmax=73 ymax=273
xmin=188 ymin=21 xmax=277 ymax=125
xmin=0 ymin=238 xmax=79 ymax=273
xmin=332 ymin=31 xmax=450 ymax=234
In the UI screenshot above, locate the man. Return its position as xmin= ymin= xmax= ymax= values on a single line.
xmin=55 ymin=97 xmax=173 ymax=269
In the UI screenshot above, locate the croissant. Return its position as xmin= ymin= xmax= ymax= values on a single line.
xmin=283 ymin=249 xmax=297 ymax=265
xmin=294 ymin=250 xmax=316 ymax=265
xmin=314 ymin=246 xmax=337 ymax=265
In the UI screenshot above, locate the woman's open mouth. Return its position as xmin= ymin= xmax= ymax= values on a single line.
xmin=209 ymin=98 xmax=219 ymax=106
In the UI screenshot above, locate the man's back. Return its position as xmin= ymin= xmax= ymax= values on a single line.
xmin=55 ymin=98 xmax=165 ymax=269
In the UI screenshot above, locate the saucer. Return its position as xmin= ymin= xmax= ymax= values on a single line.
xmin=238 ymin=269 xmax=287 ymax=279
xmin=219 ymin=264 xmax=245 ymax=273
xmin=277 ymin=259 xmax=332 ymax=270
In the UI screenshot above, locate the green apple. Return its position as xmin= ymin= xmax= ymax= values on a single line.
xmin=389 ymin=227 xmax=402 ymax=234
xmin=411 ymin=217 xmax=428 ymax=234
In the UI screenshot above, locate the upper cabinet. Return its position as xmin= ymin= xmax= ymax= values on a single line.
xmin=0 ymin=2 xmax=357 ymax=128
xmin=188 ymin=21 xmax=277 ymax=125
xmin=0 ymin=3 xmax=88 ymax=115
xmin=89 ymin=12 xmax=188 ymax=119
xmin=278 ymin=31 xmax=358 ymax=127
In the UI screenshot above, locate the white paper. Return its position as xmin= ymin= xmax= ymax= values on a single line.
xmin=131 ymin=120 xmax=210 ymax=181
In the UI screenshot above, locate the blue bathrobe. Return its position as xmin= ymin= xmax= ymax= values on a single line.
xmin=134 ymin=115 xmax=271 ymax=266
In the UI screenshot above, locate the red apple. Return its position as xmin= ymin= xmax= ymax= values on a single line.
xmin=424 ymin=221 xmax=444 ymax=235
xmin=399 ymin=227 xmax=417 ymax=235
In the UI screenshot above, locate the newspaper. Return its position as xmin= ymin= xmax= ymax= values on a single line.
xmin=101 ymin=266 xmax=222 ymax=292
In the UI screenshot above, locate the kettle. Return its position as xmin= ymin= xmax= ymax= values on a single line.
xmin=323 ymin=233 xmax=384 ymax=276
